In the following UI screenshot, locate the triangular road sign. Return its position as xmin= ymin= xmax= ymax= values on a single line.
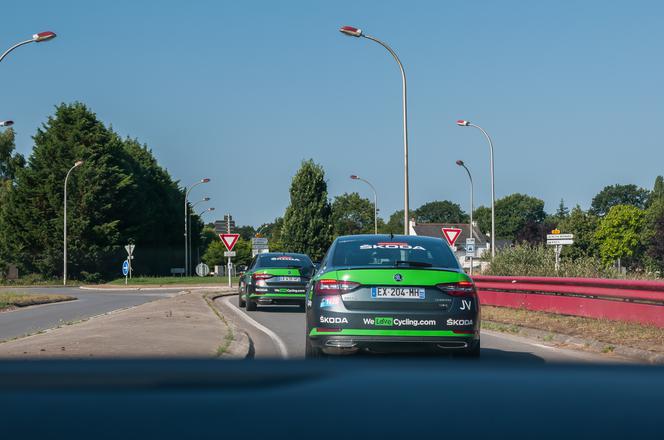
xmin=219 ymin=233 xmax=240 ymax=251
xmin=442 ymin=228 xmax=462 ymax=247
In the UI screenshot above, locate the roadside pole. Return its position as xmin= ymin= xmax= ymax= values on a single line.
xmin=219 ymin=217 xmax=240 ymax=289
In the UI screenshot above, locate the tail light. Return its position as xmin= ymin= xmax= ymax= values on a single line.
xmin=314 ymin=279 xmax=360 ymax=295
xmin=436 ymin=281 xmax=476 ymax=297
xmin=253 ymin=273 xmax=273 ymax=286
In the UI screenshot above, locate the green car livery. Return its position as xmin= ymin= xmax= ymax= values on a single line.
xmin=238 ymin=252 xmax=315 ymax=311
xmin=305 ymin=235 xmax=480 ymax=357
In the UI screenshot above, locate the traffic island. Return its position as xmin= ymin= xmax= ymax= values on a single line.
xmin=0 ymin=292 xmax=75 ymax=312
xmin=0 ymin=289 xmax=247 ymax=359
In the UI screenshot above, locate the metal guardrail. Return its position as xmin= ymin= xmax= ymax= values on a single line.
xmin=472 ymin=275 xmax=664 ymax=328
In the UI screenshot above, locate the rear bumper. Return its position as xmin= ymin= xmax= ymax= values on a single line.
xmin=309 ymin=329 xmax=478 ymax=353
xmin=248 ymin=292 xmax=305 ymax=305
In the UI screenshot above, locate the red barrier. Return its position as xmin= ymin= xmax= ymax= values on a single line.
xmin=472 ymin=275 xmax=664 ymax=328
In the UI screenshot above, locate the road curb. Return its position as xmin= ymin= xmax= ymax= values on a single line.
xmin=79 ymin=285 xmax=228 ymax=291
xmin=483 ymin=320 xmax=664 ymax=364
xmin=205 ymin=290 xmax=251 ymax=359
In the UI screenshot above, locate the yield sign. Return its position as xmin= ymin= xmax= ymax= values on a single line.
xmin=442 ymin=228 xmax=462 ymax=247
xmin=219 ymin=233 xmax=240 ymax=251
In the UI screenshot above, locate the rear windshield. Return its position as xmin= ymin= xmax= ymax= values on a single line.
xmin=330 ymin=237 xmax=459 ymax=270
xmin=256 ymin=254 xmax=313 ymax=269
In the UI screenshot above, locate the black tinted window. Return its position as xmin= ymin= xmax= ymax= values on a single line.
xmin=330 ymin=237 xmax=459 ymax=269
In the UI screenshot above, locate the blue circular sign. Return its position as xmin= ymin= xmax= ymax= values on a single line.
xmin=122 ymin=260 xmax=129 ymax=276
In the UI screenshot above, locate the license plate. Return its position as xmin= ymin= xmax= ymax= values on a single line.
xmin=278 ymin=276 xmax=300 ymax=282
xmin=371 ymin=287 xmax=425 ymax=299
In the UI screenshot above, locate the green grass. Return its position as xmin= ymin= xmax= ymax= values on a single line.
xmin=0 ymin=292 xmax=75 ymax=311
xmin=106 ymin=276 xmax=240 ymax=286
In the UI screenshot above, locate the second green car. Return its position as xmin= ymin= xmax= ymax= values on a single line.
xmin=238 ymin=252 xmax=315 ymax=311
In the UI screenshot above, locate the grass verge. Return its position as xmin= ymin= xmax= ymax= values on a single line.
xmin=107 ymin=276 xmax=240 ymax=286
xmin=0 ymin=292 xmax=75 ymax=312
xmin=481 ymin=305 xmax=664 ymax=354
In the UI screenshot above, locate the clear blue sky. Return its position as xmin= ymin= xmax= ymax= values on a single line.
xmin=3 ymin=0 xmax=663 ymax=226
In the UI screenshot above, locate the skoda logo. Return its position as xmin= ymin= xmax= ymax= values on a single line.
xmin=394 ymin=273 xmax=403 ymax=282
xmin=287 ymin=270 xmax=291 ymax=275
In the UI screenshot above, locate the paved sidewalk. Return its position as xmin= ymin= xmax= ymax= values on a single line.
xmin=0 ymin=290 xmax=236 ymax=358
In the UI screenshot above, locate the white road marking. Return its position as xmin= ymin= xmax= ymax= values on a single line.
xmin=223 ymin=296 xmax=289 ymax=359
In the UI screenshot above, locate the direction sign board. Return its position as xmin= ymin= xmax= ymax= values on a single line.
xmin=122 ymin=260 xmax=129 ymax=276
xmin=195 ymin=263 xmax=210 ymax=277
xmin=547 ymin=239 xmax=574 ymax=245
xmin=465 ymin=238 xmax=475 ymax=256
xmin=546 ymin=234 xmax=573 ymax=240
xmin=251 ymin=237 xmax=268 ymax=246
xmin=224 ymin=251 xmax=237 ymax=257
xmin=219 ymin=233 xmax=240 ymax=251
xmin=442 ymin=228 xmax=463 ymax=247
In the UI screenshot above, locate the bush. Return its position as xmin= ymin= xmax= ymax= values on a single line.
xmin=485 ymin=243 xmax=619 ymax=278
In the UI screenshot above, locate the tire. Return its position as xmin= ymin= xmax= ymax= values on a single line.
xmin=238 ymin=289 xmax=246 ymax=308
xmin=246 ymin=293 xmax=257 ymax=311
xmin=305 ymin=336 xmax=323 ymax=359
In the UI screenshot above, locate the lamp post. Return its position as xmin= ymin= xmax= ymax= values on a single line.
xmin=0 ymin=120 xmax=14 ymax=127
xmin=350 ymin=174 xmax=378 ymax=234
xmin=456 ymin=160 xmax=475 ymax=274
xmin=0 ymin=31 xmax=57 ymax=63
xmin=184 ymin=178 xmax=210 ymax=276
xmin=340 ymin=25 xmax=410 ymax=235
xmin=63 ymin=160 xmax=83 ymax=285
xmin=189 ymin=197 xmax=210 ymax=274
xmin=457 ymin=120 xmax=495 ymax=258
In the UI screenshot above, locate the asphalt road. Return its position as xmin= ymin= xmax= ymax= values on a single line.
xmin=0 ymin=287 xmax=178 ymax=341
xmin=218 ymin=295 xmax=630 ymax=363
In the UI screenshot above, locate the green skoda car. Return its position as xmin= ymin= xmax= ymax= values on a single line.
xmin=305 ymin=235 xmax=480 ymax=357
xmin=238 ymin=252 xmax=315 ymax=311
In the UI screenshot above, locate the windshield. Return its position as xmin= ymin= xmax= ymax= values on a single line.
xmin=330 ymin=237 xmax=460 ymax=270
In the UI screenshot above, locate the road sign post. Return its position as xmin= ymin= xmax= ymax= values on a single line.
xmin=124 ymin=244 xmax=135 ymax=279
xmin=122 ymin=260 xmax=129 ymax=285
xmin=220 ymin=218 xmax=240 ymax=287
xmin=442 ymin=227 xmax=463 ymax=248
xmin=546 ymin=231 xmax=574 ymax=272
xmin=465 ymin=238 xmax=476 ymax=275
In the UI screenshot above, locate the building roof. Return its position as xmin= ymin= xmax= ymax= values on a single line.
xmin=412 ymin=223 xmax=488 ymax=247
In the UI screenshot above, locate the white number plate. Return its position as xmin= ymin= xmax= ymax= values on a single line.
xmin=279 ymin=276 xmax=300 ymax=282
xmin=371 ymin=287 xmax=425 ymax=299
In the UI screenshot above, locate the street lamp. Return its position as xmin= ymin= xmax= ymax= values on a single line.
xmin=198 ymin=207 xmax=215 ymax=217
xmin=184 ymin=178 xmax=210 ymax=276
xmin=194 ymin=208 xmax=215 ymax=267
xmin=0 ymin=31 xmax=57 ymax=63
xmin=455 ymin=160 xmax=474 ymax=242
xmin=350 ymin=174 xmax=378 ymax=234
xmin=340 ymin=25 xmax=410 ymax=235
xmin=457 ymin=120 xmax=496 ymax=258
xmin=63 ymin=160 xmax=83 ymax=285
xmin=0 ymin=120 xmax=14 ymax=127
xmin=189 ymin=197 xmax=211 ymax=275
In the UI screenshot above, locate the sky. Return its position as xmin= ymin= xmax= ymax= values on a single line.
xmin=2 ymin=0 xmax=663 ymax=227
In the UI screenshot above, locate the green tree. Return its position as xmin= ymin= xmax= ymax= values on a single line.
xmin=558 ymin=205 xmax=599 ymax=259
xmin=649 ymin=176 xmax=664 ymax=207
xmin=381 ymin=209 xmax=415 ymax=234
xmin=0 ymin=103 xmax=185 ymax=280
xmin=589 ymin=184 xmax=650 ymax=217
xmin=331 ymin=192 xmax=378 ymax=236
xmin=494 ymin=193 xmax=546 ymax=240
xmin=473 ymin=206 xmax=491 ymax=236
xmin=203 ymin=238 xmax=252 ymax=269
xmin=280 ymin=160 xmax=333 ymax=260
xmin=414 ymin=200 xmax=468 ymax=223
xmin=0 ymin=128 xmax=25 ymax=181
xmin=594 ymin=205 xmax=646 ymax=267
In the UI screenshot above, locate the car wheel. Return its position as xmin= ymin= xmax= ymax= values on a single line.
xmin=245 ymin=293 xmax=257 ymax=311
xmin=305 ymin=336 xmax=323 ymax=359
xmin=238 ymin=290 xmax=246 ymax=308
